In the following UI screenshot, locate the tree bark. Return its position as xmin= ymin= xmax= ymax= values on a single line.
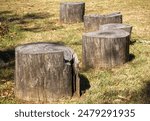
xmin=15 ymin=42 xmax=80 ymax=103
xmin=60 ymin=2 xmax=85 ymax=23
xmin=84 ymin=12 xmax=122 ymax=32
xmin=82 ymin=29 xmax=130 ymax=69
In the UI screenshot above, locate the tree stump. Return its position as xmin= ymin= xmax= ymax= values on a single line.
xmin=15 ymin=42 xmax=80 ymax=103
xmin=99 ymin=23 xmax=132 ymax=38
xmin=84 ymin=12 xmax=122 ymax=32
xmin=82 ymin=29 xmax=130 ymax=69
xmin=60 ymin=2 xmax=85 ymax=23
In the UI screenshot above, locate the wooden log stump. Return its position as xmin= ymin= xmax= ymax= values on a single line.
xmin=82 ymin=29 xmax=130 ymax=69
xmin=84 ymin=12 xmax=122 ymax=32
xmin=99 ymin=23 xmax=132 ymax=38
xmin=60 ymin=2 xmax=85 ymax=23
xmin=15 ymin=42 xmax=80 ymax=103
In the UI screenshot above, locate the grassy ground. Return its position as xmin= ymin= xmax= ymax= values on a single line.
xmin=0 ymin=0 xmax=150 ymax=104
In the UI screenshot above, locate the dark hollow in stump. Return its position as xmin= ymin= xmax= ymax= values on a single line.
xmin=15 ymin=43 xmax=80 ymax=103
xmin=60 ymin=2 xmax=85 ymax=23
xmin=99 ymin=23 xmax=132 ymax=39
xmin=84 ymin=12 xmax=122 ymax=32
xmin=82 ymin=29 xmax=130 ymax=69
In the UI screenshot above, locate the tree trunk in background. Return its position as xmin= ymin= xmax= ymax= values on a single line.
xmin=84 ymin=12 xmax=122 ymax=32
xmin=15 ymin=42 xmax=80 ymax=103
xmin=60 ymin=2 xmax=85 ymax=24
xmin=82 ymin=29 xmax=130 ymax=69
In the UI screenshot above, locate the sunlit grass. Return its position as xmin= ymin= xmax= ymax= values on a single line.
xmin=0 ymin=0 xmax=150 ymax=103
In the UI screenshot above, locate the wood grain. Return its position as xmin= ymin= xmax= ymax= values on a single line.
xmin=84 ymin=12 xmax=122 ymax=32
xmin=82 ymin=29 xmax=130 ymax=69
xmin=15 ymin=43 xmax=80 ymax=103
xmin=60 ymin=2 xmax=85 ymax=23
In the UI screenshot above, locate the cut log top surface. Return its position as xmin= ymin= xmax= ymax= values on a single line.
xmin=16 ymin=43 xmax=77 ymax=62
xmin=99 ymin=23 xmax=132 ymax=31
xmin=83 ymin=29 xmax=129 ymax=38
xmin=60 ymin=2 xmax=85 ymax=5
xmin=84 ymin=12 xmax=121 ymax=18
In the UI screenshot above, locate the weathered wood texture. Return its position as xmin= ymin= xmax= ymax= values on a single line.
xmin=84 ymin=12 xmax=122 ymax=32
xmin=60 ymin=2 xmax=85 ymax=23
xmin=82 ymin=29 xmax=130 ymax=69
xmin=99 ymin=23 xmax=132 ymax=38
xmin=15 ymin=43 xmax=80 ymax=103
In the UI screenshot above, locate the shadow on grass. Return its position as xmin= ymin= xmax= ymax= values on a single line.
xmin=0 ymin=11 xmax=53 ymax=22
xmin=71 ymin=40 xmax=82 ymax=45
xmin=0 ymin=11 xmax=12 ymax=15
xmin=0 ymin=49 xmax=15 ymax=63
xmin=101 ymin=80 xmax=150 ymax=104
xmin=0 ymin=10 xmax=63 ymax=32
xmin=132 ymin=81 xmax=150 ymax=104
xmin=129 ymin=53 xmax=135 ymax=62
xmin=23 ymin=12 xmax=52 ymax=20
xmin=130 ymin=39 xmax=136 ymax=45
xmin=79 ymin=74 xmax=90 ymax=95
xmin=0 ymin=49 xmax=15 ymax=81
xmin=20 ymin=21 xmax=63 ymax=33
xmin=0 ymin=11 xmax=12 ymax=22
xmin=142 ymin=81 xmax=150 ymax=103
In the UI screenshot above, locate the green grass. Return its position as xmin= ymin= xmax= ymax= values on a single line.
xmin=0 ymin=0 xmax=150 ymax=104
